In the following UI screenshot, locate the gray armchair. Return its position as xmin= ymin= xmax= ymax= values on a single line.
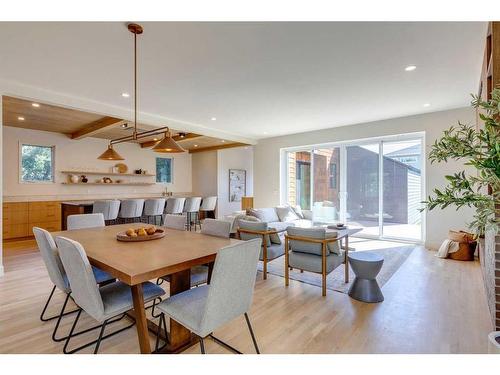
xmin=237 ymin=220 xmax=285 ymax=280
xmin=285 ymin=227 xmax=348 ymax=296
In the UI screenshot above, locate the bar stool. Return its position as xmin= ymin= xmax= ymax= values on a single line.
xmin=183 ymin=197 xmax=202 ymax=231
xmin=164 ymin=197 xmax=185 ymax=215
xmin=143 ymin=198 xmax=166 ymax=225
xmin=200 ymin=196 xmax=217 ymax=219
xmin=117 ymin=199 xmax=145 ymax=224
xmin=92 ymin=200 xmax=120 ymax=225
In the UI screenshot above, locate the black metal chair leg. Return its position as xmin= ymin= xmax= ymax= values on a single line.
xmin=63 ymin=309 xmax=82 ymax=354
xmin=52 ymin=292 xmax=72 ymax=342
xmin=40 ymin=285 xmax=56 ymax=321
xmin=93 ymin=319 xmax=108 ymax=354
xmin=64 ymin=312 xmax=135 ymax=354
xmin=154 ymin=313 xmax=169 ymax=352
xmin=199 ymin=337 xmax=206 ymax=354
xmin=40 ymin=286 xmax=79 ymax=322
xmin=244 ymin=313 xmax=260 ymax=354
xmin=150 ymin=297 xmax=162 ymax=318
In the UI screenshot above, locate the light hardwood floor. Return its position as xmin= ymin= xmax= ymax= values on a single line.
xmin=0 ymin=239 xmax=493 ymax=354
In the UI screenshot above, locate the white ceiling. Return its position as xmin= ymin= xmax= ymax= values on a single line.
xmin=0 ymin=22 xmax=487 ymax=141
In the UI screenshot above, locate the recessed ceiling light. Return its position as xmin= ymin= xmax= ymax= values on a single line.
xmin=405 ymin=65 xmax=417 ymax=72
xmin=194 ymin=144 xmax=198 ymax=147
xmin=121 ymin=92 xmax=130 ymax=98
xmin=121 ymin=123 xmax=128 ymax=128
xmin=18 ymin=116 xmax=25 ymax=121
xmin=32 ymin=103 xmax=40 ymax=108
xmin=153 ymin=138 xmax=158 ymax=141
xmin=423 ymin=103 xmax=431 ymax=107
xmin=221 ymin=140 xmax=225 ymax=143
xmin=263 ymin=131 xmax=268 ymax=135
xmin=211 ymin=117 xmax=217 ymax=121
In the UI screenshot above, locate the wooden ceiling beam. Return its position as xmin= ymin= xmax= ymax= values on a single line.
xmin=140 ymin=132 xmax=202 ymax=148
xmin=189 ymin=142 xmax=248 ymax=153
xmin=71 ymin=117 xmax=127 ymax=140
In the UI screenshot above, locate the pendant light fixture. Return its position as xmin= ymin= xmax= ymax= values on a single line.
xmin=97 ymin=23 xmax=185 ymax=160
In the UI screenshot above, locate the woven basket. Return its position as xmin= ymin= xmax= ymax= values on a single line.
xmin=447 ymin=230 xmax=476 ymax=261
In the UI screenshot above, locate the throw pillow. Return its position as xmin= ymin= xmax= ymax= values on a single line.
xmin=276 ymin=206 xmax=300 ymax=222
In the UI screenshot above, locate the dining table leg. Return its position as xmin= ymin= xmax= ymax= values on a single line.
xmin=131 ymin=283 xmax=152 ymax=354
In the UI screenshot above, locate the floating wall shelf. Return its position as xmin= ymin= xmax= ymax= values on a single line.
xmin=60 ymin=170 xmax=155 ymax=177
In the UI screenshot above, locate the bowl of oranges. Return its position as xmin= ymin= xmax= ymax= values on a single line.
xmin=116 ymin=225 xmax=165 ymax=242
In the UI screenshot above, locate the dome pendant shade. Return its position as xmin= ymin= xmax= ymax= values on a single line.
xmin=97 ymin=144 xmax=125 ymax=160
xmin=152 ymin=134 xmax=185 ymax=153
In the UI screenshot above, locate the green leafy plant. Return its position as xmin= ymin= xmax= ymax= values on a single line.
xmin=423 ymin=88 xmax=500 ymax=236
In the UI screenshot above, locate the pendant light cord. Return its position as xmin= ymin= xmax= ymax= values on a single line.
xmin=134 ymin=30 xmax=137 ymax=139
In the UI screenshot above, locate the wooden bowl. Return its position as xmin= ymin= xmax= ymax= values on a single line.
xmin=116 ymin=228 xmax=165 ymax=242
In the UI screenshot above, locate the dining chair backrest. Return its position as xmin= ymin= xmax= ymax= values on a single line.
xmin=163 ymin=214 xmax=186 ymax=230
xmin=144 ymin=198 xmax=166 ymax=216
xmin=201 ymin=219 xmax=231 ymax=238
xmin=55 ymin=236 xmax=105 ymax=321
xmin=183 ymin=197 xmax=202 ymax=213
xmin=93 ymin=200 xmax=120 ymax=221
xmin=165 ymin=198 xmax=186 ymax=215
xmin=67 ymin=213 xmax=105 ymax=230
xmin=119 ymin=199 xmax=145 ymax=218
xmin=33 ymin=227 xmax=70 ymax=293
xmin=200 ymin=196 xmax=217 ymax=211
xmin=198 ymin=238 xmax=262 ymax=337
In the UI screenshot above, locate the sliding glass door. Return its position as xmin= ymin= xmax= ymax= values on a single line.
xmin=381 ymin=139 xmax=422 ymax=240
xmin=284 ymin=134 xmax=424 ymax=242
xmin=345 ymin=143 xmax=380 ymax=237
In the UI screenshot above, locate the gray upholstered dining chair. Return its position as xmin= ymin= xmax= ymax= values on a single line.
xmin=92 ymin=200 xmax=120 ymax=225
xmin=163 ymin=214 xmax=186 ymax=230
xmin=55 ymin=236 xmax=165 ymax=354
xmin=237 ymin=220 xmax=285 ymax=280
xmin=285 ymin=227 xmax=346 ymax=296
xmin=164 ymin=197 xmax=185 ymax=215
xmin=118 ymin=199 xmax=145 ymax=223
xmin=67 ymin=213 xmax=105 ymax=230
xmin=200 ymin=196 xmax=217 ymax=219
xmin=183 ymin=197 xmax=202 ymax=231
xmin=189 ymin=219 xmax=233 ymax=287
xmin=143 ymin=198 xmax=166 ymax=225
xmin=33 ymin=227 xmax=114 ymax=343
xmin=154 ymin=238 xmax=262 ymax=354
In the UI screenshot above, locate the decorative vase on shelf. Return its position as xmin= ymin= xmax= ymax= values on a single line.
xmin=70 ymin=174 xmax=79 ymax=184
xmin=80 ymin=175 xmax=88 ymax=183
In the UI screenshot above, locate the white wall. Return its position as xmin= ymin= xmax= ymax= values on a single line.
xmin=2 ymin=126 xmax=192 ymax=201
xmin=191 ymin=151 xmax=218 ymax=197
xmin=216 ymin=146 xmax=254 ymax=218
xmin=253 ymin=107 xmax=476 ymax=250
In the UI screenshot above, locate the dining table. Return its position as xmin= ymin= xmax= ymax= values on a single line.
xmin=52 ymin=223 xmax=242 ymax=354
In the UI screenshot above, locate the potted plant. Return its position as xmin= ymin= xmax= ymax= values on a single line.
xmin=423 ymin=88 xmax=500 ymax=237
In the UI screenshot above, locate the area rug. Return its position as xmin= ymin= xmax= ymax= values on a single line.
xmin=257 ymin=244 xmax=415 ymax=294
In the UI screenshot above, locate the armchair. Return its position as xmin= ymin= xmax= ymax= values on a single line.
xmin=285 ymin=227 xmax=348 ymax=296
xmin=237 ymin=220 xmax=286 ymax=280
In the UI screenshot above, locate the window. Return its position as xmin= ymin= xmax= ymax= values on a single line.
xmin=156 ymin=157 xmax=173 ymax=183
xmin=20 ymin=144 xmax=55 ymax=183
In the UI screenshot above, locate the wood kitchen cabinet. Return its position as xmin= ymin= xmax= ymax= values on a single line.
xmin=2 ymin=201 xmax=61 ymax=240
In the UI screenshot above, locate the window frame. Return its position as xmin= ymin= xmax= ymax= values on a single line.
xmin=19 ymin=143 xmax=56 ymax=184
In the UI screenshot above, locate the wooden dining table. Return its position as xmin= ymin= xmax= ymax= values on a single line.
xmin=52 ymin=223 xmax=241 ymax=354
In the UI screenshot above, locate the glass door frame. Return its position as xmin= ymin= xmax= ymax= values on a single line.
xmin=280 ymin=131 xmax=426 ymax=244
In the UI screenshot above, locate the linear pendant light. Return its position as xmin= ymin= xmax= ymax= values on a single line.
xmin=97 ymin=23 xmax=184 ymax=160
